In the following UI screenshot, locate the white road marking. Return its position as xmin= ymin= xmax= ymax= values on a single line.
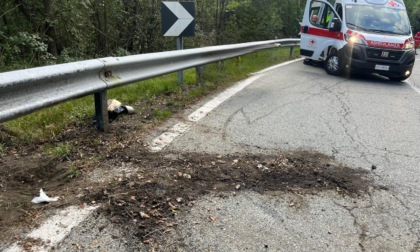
xmin=4 ymin=205 xmax=98 ymax=252
xmin=188 ymin=75 xmax=261 ymax=122
xmin=407 ymin=58 xmax=420 ymax=94
xmin=407 ymin=79 xmax=420 ymax=95
xmin=148 ymin=122 xmax=193 ymax=152
xmin=252 ymin=58 xmax=303 ymax=75
xmin=148 ymin=58 xmax=303 ymax=152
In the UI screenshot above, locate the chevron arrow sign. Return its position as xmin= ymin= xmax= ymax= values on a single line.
xmin=161 ymin=1 xmax=195 ymax=37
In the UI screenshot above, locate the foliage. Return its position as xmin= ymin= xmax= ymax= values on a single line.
xmin=0 ymin=0 xmax=302 ymax=71
xmin=406 ymin=0 xmax=420 ymax=32
xmin=1 ymin=0 xmax=419 ymax=71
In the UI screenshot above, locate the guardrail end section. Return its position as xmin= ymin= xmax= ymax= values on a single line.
xmin=94 ymin=90 xmax=109 ymax=132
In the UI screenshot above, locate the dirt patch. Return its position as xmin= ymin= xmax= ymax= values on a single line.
xmin=82 ymin=148 xmax=374 ymax=250
xmin=0 ymin=129 xmax=375 ymax=250
xmin=0 ymin=154 xmax=87 ymax=243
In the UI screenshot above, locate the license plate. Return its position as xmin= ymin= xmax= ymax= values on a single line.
xmin=375 ymin=65 xmax=390 ymax=71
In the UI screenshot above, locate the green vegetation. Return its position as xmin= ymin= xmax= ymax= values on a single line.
xmin=153 ymin=109 xmax=173 ymax=120
xmin=1 ymin=47 xmax=294 ymax=146
xmin=66 ymin=166 xmax=79 ymax=179
xmin=47 ymin=142 xmax=73 ymax=160
xmin=0 ymin=0 xmax=304 ymax=71
xmin=1 ymin=0 xmax=419 ymax=71
xmin=407 ymin=0 xmax=420 ymax=32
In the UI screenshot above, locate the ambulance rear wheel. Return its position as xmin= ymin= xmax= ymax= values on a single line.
xmin=324 ymin=50 xmax=344 ymax=76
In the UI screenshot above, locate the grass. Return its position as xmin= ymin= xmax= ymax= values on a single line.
xmin=67 ymin=166 xmax=79 ymax=179
xmin=47 ymin=142 xmax=73 ymax=160
xmin=153 ymin=109 xmax=173 ymax=120
xmin=0 ymin=47 xmax=296 ymax=146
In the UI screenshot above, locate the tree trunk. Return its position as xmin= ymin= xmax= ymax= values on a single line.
xmin=93 ymin=0 xmax=105 ymax=55
xmin=103 ymin=0 xmax=108 ymax=55
xmin=43 ymin=0 xmax=60 ymax=57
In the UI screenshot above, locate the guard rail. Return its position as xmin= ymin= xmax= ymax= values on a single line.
xmin=0 ymin=38 xmax=300 ymax=131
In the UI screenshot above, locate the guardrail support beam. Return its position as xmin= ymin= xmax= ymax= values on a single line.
xmin=94 ymin=90 xmax=109 ymax=132
xmin=196 ymin=65 xmax=204 ymax=85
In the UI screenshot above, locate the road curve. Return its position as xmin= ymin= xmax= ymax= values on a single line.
xmin=151 ymin=54 xmax=420 ymax=251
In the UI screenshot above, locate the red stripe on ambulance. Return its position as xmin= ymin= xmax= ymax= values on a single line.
xmin=306 ymin=27 xmax=344 ymax=40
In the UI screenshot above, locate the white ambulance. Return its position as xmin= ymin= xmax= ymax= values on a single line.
xmin=300 ymin=0 xmax=415 ymax=81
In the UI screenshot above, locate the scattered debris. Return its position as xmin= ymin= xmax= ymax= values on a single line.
xmin=92 ymin=99 xmax=135 ymax=124
xmin=257 ymin=164 xmax=269 ymax=171
xmin=140 ymin=212 xmax=150 ymax=219
xmin=168 ymin=201 xmax=177 ymax=209
xmin=183 ymin=173 xmax=191 ymax=179
xmin=31 ymin=189 xmax=59 ymax=204
xmin=107 ymin=99 xmax=122 ymax=111
xmin=371 ymin=165 xmax=377 ymax=170
xmin=1 ymin=146 xmax=375 ymax=248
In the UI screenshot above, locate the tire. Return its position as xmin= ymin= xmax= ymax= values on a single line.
xmin=324 ymin=50 xmax=344 ymax=76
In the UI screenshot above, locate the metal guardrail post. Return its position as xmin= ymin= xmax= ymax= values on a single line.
xmin=218 ymin=60 xmax=223 ymax=71
xmin=195 ymin=65 xmax=204 ymax=84
xmin=290 ymin=46 xmax=295 ymax=58
xmin=94 ymin=90 xmax=109 ymax=132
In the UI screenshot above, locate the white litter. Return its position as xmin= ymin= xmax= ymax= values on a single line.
xmin=31 ymin=189 xmax=59 ymax=204
xmin=107 ymin=99 xmax=122 ymax=111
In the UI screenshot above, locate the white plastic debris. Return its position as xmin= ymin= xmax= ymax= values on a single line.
xmin=257 ymin=164 xmax=269 ymax=171
xmin=32 ymin=189 xmax=59 ymax=204
xmin=107 ymin=99 xmax=122 ymax=111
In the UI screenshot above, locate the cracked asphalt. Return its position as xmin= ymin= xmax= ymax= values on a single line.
xmin=153 ymin=56 xmax=420 ymax=251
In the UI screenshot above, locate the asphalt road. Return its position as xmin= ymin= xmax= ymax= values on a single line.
xmin=9 ymin=55 xmax=419 ymax=252
xmin=154 ymin=54 xmax=420 ymax=251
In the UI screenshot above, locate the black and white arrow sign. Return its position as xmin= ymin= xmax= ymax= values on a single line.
xmin=161 ymin=1 xmax=195 ymax=37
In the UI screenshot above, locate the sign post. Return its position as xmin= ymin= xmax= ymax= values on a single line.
xmin=176 ymin=36 xmax=183 ymax=83
xmin=161 ymin=1 xmax=195 ymax=84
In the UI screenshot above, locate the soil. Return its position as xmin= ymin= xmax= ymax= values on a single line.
xmin=0 ymin=84 xmax=377 ymax=250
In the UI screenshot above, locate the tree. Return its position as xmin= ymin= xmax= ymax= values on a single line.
xmin=406 ymin=0 xmax=420 ymax=32
xmin=0 ymin=0 xmax=306 ymax=71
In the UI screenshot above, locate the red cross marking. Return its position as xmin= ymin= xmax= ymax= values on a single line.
xmin=388 ymin=0 xmax=397 ymax=7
